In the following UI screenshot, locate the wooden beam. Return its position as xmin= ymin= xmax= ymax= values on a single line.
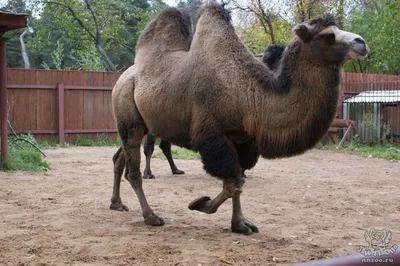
xmin=0 ymin=38 xmax=7 ymax=161
xmin=0 ymin=13 xmax=27 ymax=32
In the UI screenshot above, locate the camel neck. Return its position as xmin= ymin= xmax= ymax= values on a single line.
xmin=248 ymin=42 xmax=341 ymax=159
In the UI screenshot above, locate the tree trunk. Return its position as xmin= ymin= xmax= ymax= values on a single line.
xmin=19 ymin=28 xmax=30 ymax=69
xmin=96 ymin=43 xmax=117 ymax=71
xmin=265 ymin=19 xmax=276 ymax=44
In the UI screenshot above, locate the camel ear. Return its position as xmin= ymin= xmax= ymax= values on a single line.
xmin=294 ymin=24 xmax=311 ymax=43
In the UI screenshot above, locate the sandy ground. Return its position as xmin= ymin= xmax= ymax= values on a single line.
xmin=0 ymin=146 xmax=399 ymax=266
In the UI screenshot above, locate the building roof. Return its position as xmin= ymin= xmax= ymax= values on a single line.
xmin=344 ymin=90 xmax=400 ymax=104
xmin=0 ymin=10 xmax=28 ymax=34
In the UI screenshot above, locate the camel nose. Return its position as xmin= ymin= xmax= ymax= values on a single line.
xmin=351 ymin=37 xmax=370 ymax=56
xmin=354 ymin=37 xmax=365 ymax=45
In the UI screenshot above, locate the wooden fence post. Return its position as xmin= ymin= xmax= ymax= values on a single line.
xmin=57 ymin=83 xmax=65 ymax=144
xmin=0 ymin=38 xmax=8 ymax=162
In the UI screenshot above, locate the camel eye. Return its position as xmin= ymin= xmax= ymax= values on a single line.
xmin=322 ymin=33 xmax=336 ymax=45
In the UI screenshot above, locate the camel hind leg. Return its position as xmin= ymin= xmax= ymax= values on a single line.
xmin=110 ymin=146 xmax=129 ymax=211
xmin=119 ymin=120 xmax=164 ymax=226
xmin=159 ymin=140 xmax=185 ymax=175
xmin=143 ymin=134 xmax=157 ymax=179
xmin=143 ymin=135 xmax=185 ymax=178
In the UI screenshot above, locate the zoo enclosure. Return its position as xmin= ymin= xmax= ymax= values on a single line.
xmin=338 ymin=73 xmax=400 ymax=143
xmin=1 ymin=68 xmax=400 ymax=143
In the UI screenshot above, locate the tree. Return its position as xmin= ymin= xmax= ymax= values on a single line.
xmin=344 ymin=0 xmax=400 ymax=74
xmin=23 ymin=0 xmax=157 ymax=71
xmin=40 ymin=0 xmax=140 ymax=71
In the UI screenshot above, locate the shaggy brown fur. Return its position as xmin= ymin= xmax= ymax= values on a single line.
xmin=262 ymin=44 xmax=286 ymax=71
xmin=117 ymin=3 xmax=369 ymax=234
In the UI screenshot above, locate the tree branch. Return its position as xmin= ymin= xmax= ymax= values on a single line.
xmin=233 ymin=2 xmax=268 ymax=36
xmin=256 ymin=0 xmax=276 ymax=44
xmin=108 ymin=38 xmax=135 ymax=53
xmin=83 ymin=0 xmax=101 ymax=43
xmin=44 ymin=1 xmax=96 ymax=40
xmin=43 ymin=0 xmax=117 ymax=71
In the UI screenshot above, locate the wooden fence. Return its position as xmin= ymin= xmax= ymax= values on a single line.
xmin=2 ymin=68 xmax=400 ymax=143
xmin=5 ymin=68 xmax=121 ymax=142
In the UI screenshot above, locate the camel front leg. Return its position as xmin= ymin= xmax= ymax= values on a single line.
xmin=234 ymin=139 xmax=260 ymax=179
xmin=188 ymin=178 xmax=242 ymax=214
xmin=110 ymin=146 xmax=129 ymax=211
xmin=123 ymin=126 xmax=164 ymax=226
xmin=189 ymin=177 xmax=258 ymax=235
xmin=231 ymin=195 xmax=259 ymax=235
xmin=188 ymin=135 xmax=259 ymax=234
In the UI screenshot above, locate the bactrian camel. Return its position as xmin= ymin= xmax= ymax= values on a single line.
xmin=114 ymin=3 xmax=369 ymax=235
xmin=110 ymin=65 xmax=185 ymax=211
xmin=110 ymin=43 xmax=280 ymax=199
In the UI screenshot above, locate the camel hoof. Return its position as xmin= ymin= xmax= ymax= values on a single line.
xmin=172 ymin=169 xmax=185 ymax=175
xmin=231 ymin=219 xmax=259 ymax=235
xmin=144 ymin=214 xmax=165 ymax=226
xmin=110 ymin=202 xmax=129 ymax=212
xmin=188 ymin=196 xmax=211 ymax=211
xmin=143 ymin=172 xmax=155 ymax=179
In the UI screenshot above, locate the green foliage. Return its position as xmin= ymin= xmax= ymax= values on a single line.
xmin=3 ymin=0 xmax=161 ymax=71
xmin=69 ymin=45 xmax=106 ymax=71
xmin=237 ymin=19 xmax=292 ymax=54
xmin=1 ymin=135 xmax=49 ymax=172
xmin=344 ymin=0 xmax=400 ymax=74
xmin=153 ymin=148 xmax=200 ymax=160
xmin=2 ymin=0 xmax=399 ymax=75
xmin=320 ymin=140 xmax=400 ymax=161
xmin=41 ymin=40 xmax=65 ymax=70
xmin=74 ymin=137 xmax=121 ymax=147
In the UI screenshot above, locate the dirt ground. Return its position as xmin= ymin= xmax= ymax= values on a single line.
xmin=0 ymin=146 xmax=399 ymax=266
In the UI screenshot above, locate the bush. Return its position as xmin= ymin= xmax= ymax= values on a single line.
xmin=0 ymin=134 xmax=49 ymax=171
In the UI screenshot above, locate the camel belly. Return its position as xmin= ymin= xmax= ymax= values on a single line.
xmin=135 ymin=90 xmax=193 ymax=148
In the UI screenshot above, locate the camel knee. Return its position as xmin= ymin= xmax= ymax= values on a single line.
xmin=143 ymin=145 xmax=154 ymax=157
xmin=112 ymin=147 xmax=123 ymax=163
xmin=144 ymin=135 xmax=156 ymax=156
xmin=127 ymin=171 xmax=143 ymax=187
xmin=198 ymin=135 xmax=239 ymax=178
xmin=113 ymin=147 xmax=125 ymax=174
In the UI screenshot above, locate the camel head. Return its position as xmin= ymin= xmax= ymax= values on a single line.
xmin=293 ymin=14 xmax=370 ymax=65
xmin=261 ymin=44 xmax=286 ymax=71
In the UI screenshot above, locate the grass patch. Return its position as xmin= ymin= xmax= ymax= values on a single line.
xmin=319 ymin=141 xmax=400 ymax=160
xmin=74 ymin=137 xmax=121 ymax=147
xmin=38 ymin=136 xmax=161 ymax=149
xmin=38 ymin=138 xmax=121 ymax=148
xmin=1 ymin=135 xmax=50 ymax=172
xmin=153 ymin=148 xmax=201 ymax=160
